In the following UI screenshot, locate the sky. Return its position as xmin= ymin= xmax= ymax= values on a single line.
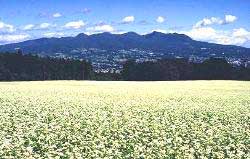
xmin=0 ymin=0 xmax=250 ymax=47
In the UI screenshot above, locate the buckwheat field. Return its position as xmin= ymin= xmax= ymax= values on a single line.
xmin=0 ymin=81 xmax=249 ymax=158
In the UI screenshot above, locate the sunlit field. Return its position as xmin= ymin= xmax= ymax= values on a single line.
xmin=0 ymin=81 xmax=249 ymax=158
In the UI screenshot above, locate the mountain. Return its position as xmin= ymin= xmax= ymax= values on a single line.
xmin=0 ymin=31 xmax=249 ymax=58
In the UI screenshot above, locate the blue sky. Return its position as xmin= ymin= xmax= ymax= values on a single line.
xmin=0 ymin=0 xmax=250 ymax=47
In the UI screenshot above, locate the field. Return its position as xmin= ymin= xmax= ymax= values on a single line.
xmin=0 ymin=81 xmax=249 ymax=158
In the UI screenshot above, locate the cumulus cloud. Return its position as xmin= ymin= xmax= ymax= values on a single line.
xmin=43 ymin=32 xmax=64 ymax=38
xmin=22 ymin=23 xmax=55 ymax=31
xmin=39 ymin=23 xmax=52 ymax=29
xmin=183 ymin=27 xmax=250 ymax=46
xmin=194 ymin=17 xmax=223 ymax=28
xmin=233 ymin=28 xmax=250 ymax=38
xmin=185 ymin=27 xmax=217 ymax=41
xmin=0 ymin=34 xmax=30 ymax=44
xmin=224 ymin=15 xmax=237 ymax=24
xmin=122 ymin=16 xmax=135 ymax=24
xmin=231 ymin=28 xmax=250 ymax=46
xmin=156 ymin=16 xmax=165 ymax=23
xmin=194 ymin=15 xmax=237 ymax=28
xmin=53 ymin=13 xmax=62 ymax=18
xmin=64 ymin=20 xmax=85 ymax=29
xmin=87 ymin=24 xmax=114 ymax=32
xmin=0 ymin=21 xmax=15 ymax=33
xmin=23 ymin=24 xmax=35 ymax=31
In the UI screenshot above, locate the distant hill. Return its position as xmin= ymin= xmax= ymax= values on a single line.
xmin=0 ymin=31 xmax=249 ymax=58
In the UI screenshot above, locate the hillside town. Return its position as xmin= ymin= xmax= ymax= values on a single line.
xmin=51 ymin=48 xmax=250 ymax=73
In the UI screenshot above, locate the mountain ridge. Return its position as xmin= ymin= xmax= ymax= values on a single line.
xmin=0 ymin=32 xmax=249 ymax=58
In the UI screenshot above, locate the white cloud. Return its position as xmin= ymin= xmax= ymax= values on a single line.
xmin=194 ymin=17 xmax=223 ymax=28
xmin=87 ymin=24 xmax=114 ymax=32
xmin=194 ymin=15 xmax=237 ymax=28
xmin=53 ymin=13 xmax=62 ymax=18
xmin=64 ymin=20 xmax=85 ymax=29
xmin=23 ymin=24 xmax=35 ymax=31
xmin=231 ymin=28 xmax=250 ymax=46
xmin=156 ymin=16 xmax=165 ymax=23
xmin=185 ymin=27 xmax=217 ymax=41
xmin=122 ymin=16 xmax=135 ymax=24
xmin=0 ymin=21 xmax=15 ymax=33
xmin=183 ymin=27 xmax=250 ymax=46
xmin=233 ymin=28 xmax=250 ymax=38
xmin=43 ymin=32 xmax=64 ymax=38
xmin=23 ymin=23 xmax=55 ymax=30
xmin=0 ymin=34 xmax=30 ymax=44
xmin=225 ymin=15 xmax=237 ymax=24
xmin=39 ymin=23 xmax=51 ymax=29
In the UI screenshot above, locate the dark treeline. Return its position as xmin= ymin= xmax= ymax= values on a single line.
xmin=121 ymin=58 xmax=250 ymax=81
xmin=0 ymin=52 xmax=250 ymax=81
xmin=0 ymin=53 xmax=93 ymax=81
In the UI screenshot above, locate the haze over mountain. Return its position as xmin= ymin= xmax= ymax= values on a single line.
xmin=0 ymin=32 xmax=249 ymax=58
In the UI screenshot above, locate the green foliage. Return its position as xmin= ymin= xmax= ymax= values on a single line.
xmin=122 ymin=58 xmax=250 ymax=81
xmin=0 ymin=53 xmax=93 ymax=81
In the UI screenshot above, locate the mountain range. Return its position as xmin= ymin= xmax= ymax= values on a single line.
xmin=0 ymin=32 xmax=249 ymax=58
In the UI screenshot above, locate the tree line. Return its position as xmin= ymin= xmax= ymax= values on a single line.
xmin=0 ymin=52 xmax=249 ymax=81
xmin=121 ymin=58 xmax=250 ymax=81
xmin=0 ymin=53 xmax=93 ymax=81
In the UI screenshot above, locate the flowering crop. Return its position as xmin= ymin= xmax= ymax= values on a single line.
xmin=0 ymin=81 xmax=249 ymax=158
